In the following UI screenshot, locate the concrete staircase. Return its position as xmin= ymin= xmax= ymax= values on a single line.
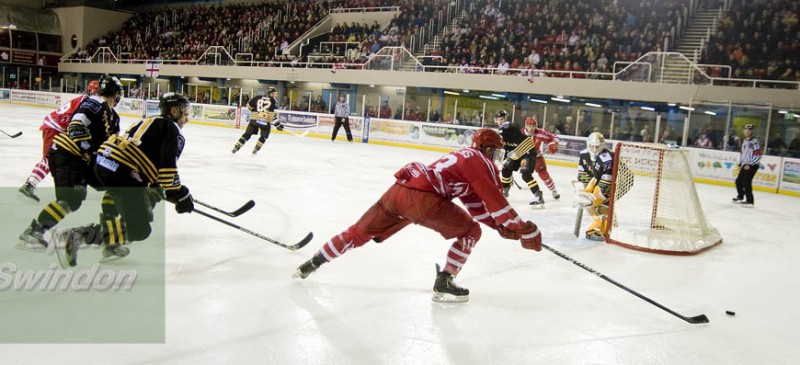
xmin=660 ymin=8 xmax=721 ymax=83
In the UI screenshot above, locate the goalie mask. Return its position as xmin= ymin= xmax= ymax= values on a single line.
xmin=587 ymin=132 xmax=605 ymax=158
xmin=471 ymin=128 xmax=505 ymax=163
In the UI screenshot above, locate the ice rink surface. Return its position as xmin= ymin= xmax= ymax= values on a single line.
xmin=1 ymin=103 xmax=799 ymax=364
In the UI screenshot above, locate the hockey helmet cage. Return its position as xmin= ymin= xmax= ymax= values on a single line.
xmin=159 ymin=92 xmax=190 ymax=118
xmin=268 ymin=87 xmax=277 ymax=94
xmin=587 ymin=132 xmax=605 ymax=155
xmin=494 ymin=109 xmax=508 ymax=119
xmin=87 ymin=80 xmax=100 ymax=94
xmin=98 ymin=75 xmax=123 ymax=98
xmin=524 ymin=117 xmax=538 ymax=128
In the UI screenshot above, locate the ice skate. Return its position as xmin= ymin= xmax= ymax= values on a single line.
xmin=293 ymin=254 xmax=325 ymax=279
xmin=586 ymin=230 xmax=605 ymax=241
xmin=732 ymin=196 xmax=744 ymax=203
xmin=432 ymin=264 xmax=469 ymax=303
xmin=100 ymin=244 xmax=130 ymax=263
xmin=551 ymin=189 xmax=560 ymax=200
xmin=53 ymin=229 xmax=80 ymax=268
xmin=231 ymin=144 xmax=242 ymax=154
xmin=529 ymin=191 xmax=545 ymax=209
xmin=502 ymin=185 xmax=510 ymax=198
xmin=740 ymin=202 xmax=754 ymax=208
xmin=17 ymin=219 xmax=48 ymax=250
xmin=18 ymin=181 xmax=40 ymax=202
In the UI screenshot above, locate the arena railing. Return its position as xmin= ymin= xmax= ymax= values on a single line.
xmin=59 ymin=46 xmax=800 ymax=90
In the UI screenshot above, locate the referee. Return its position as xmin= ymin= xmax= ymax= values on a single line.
xmin=733 ymin=124 xmax=761 ymax=207
xmin=332 ymin=95 xmax=352 ymax=142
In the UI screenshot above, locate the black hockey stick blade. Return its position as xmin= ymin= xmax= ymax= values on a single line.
xmin=686 ymin=314 xmax=710 ymax=324
xmin=193 ymin=208 xmax=311 ymax=251
xmin=1 ymin=129 xmax=23 ymax=138
xmin=194 ymin=199 xmax=255 ymax=217
xmin=542 ymin=243 xmax=709 ymax=324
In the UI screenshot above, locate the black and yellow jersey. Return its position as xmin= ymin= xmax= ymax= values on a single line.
xmin=577 ymin=148 xmax=614 ymax=196
xmin=247 ymin=95 xmax=278 ymax=124
xmin=498 ymin=121 xmax=535 ymax=160
xmin=97 ymin=117 xmax=185 ymax=195
xmin=53 ymin=95 xmax=120 ymax=159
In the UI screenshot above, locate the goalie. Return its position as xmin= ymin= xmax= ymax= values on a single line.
xmin=576 ymin=132 xmax=613 ymax=241
xmin=231 ymin=87 xmax=284 ymax=155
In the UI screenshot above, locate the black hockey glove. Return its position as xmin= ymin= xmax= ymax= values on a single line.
xmin=165 ymin=186 xmax=194 ymax=214
xmin=273 ymin=122 xmax=285 ymax=131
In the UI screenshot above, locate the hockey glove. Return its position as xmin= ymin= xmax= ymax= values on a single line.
xmin=165 ymin=186 xmax=194 ymax=214
xmin=273 ymin=122 xmax=285 ymax=131
xmin=548 ymin=142 xmax=558 ymax=154
xmin=516 ymin=221 xmax=542 ymax=251
xmin=497 ymin=225 xmax=521 ymax=240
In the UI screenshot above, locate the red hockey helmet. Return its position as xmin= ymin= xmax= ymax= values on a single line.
xmin=524 ymin=117 xmax=538 ymax=128
xmin=471 ymin=128 xmax=504 ymax=150
xmin=87 ymin=80 xmax=100 ymax=95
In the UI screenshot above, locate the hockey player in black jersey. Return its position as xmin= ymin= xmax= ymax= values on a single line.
xmin=494 ymin=109 xmax=546 ymax=207
xmin=231 ymin=87 xmax=284 ymax=155
xmin=54 ymin=93 xmax=195 ymax=268
xmin=18 ymin=75 xmax=123 ymax=250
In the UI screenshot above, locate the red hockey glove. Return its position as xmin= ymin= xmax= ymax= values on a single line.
xmin=497 ymin=225 xmax=521 ymax=240
xmin=548 ymin=142 xmax=558 ymax=154
xmin=517 ymin=221 xmax=542 ymax=251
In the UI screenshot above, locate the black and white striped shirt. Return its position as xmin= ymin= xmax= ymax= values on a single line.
xmin=334 ymin=101 xmax=349 ymax=118
xmin=740 ymin=137 xmax=762 ymax=166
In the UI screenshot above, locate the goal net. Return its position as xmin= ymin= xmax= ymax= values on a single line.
xmin=605 ymin=142 xmax=722 ymax=255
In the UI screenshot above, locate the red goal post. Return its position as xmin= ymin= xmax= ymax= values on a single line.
xmin=605 ymin=142 xmax=723 ymax=255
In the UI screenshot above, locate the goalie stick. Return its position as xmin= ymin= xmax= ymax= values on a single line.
xmin=194 ymin=199 xmax=255 ymax=217
xmin=541 ymin=243 xmax=710 ymax=324
xmin=1 ymin=129 xmax=23 ymax=138
xmin=193 ymin=208 xmax=313 ymax=251
xmin=571 ymin=180 xmax=585 ymax=237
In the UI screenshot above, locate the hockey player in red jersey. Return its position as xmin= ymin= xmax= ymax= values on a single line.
xmin=18 ymin=80 xmax=99 ymax=202
xmin=293 ymin=128 xmax=542 ymax=303
xmin=523 ymin=117 xmax=560 ymax=200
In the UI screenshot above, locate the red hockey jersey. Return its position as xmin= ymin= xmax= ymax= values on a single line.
xmin=41 ymin=95 xmax=87 ymax=133
xmin=393 ymin=147 xmax=528 ymax=230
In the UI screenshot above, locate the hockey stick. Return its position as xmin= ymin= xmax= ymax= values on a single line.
xmin=512 ymin=175 xmax=524 ymax=190
xmin=194 ymin=199 xmax=255 ymax=217
xmin=1 ymin=129 xmax=23 ymax=138
xmin=572 ymin=180 xmax=585 ymax=237
xmin=193 ymin=208 xmax=313 ymax=251
xmin=541 ymin=243 xmax=710 ymax=324
xmin=283 ymin=129 xmax=309 ymax=137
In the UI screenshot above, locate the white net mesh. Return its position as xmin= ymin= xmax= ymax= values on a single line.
xmin=607 ymin=143 xmax=722 ymax=254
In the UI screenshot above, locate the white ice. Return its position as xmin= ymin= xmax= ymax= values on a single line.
xmin=1 ymin=103 xmax=799 ymax=364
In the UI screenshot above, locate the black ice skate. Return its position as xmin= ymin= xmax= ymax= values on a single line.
xmin=551 ymin=189 xmax=560 ymax=200
xmin=53 ymin=229 xmax=80 ymax=268
xmin=292 ymin=254 xmax=326 ymax=279
xmin=100 ymin=244 xmax=130 ymax=263
xmin=17 ymin=219 xmax=48 ymax=250
xmin=529 ymin=191 xmax=545 ymax=208
xmin=586 ymin=230 xmax=605 ymax=241
xmin=432 ymin=263 xmax=469 ymax=303
xmin=18 ymin=181 xmax=40 ymax=202
xmin=732 ymin=196 xmax=744 ymax=203
xmin=502 ymin=185 xmax=510 ymax=197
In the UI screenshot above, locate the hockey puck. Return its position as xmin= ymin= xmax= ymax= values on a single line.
xmin=725 ymin=310 xmax=736 ymax=316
